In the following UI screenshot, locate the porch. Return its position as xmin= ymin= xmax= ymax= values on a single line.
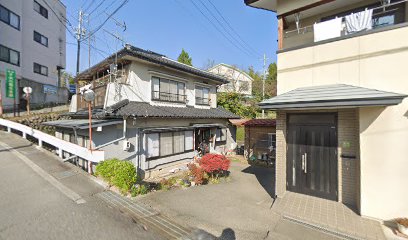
xmin=272 ymin=191 xmax=385 ymax=240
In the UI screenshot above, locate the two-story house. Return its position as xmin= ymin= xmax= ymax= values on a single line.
xmin=245 ymin=0 xmax=408 ymax=221
xmin=208 ymin=63 xmax=253 ymax=96
xmin=45 ymin=44 xmax=239 ymax=178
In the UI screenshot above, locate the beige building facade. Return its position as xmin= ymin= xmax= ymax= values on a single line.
xmin=246 ymin=0 xmax=408 ymax=220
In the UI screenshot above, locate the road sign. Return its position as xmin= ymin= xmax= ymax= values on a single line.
xmin=6 ymin=69 xmax=16 ymax=99
xmin=23 ymin=86 xmax=32 ymax=94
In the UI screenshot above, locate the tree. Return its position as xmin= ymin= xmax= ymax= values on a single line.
xmin=177 ymin=49 xmax=193 ymax=66
xmin=217 ymin=92 xmax=258 ymax=118
xmin=60 ymin=71 xmax=75 ymax=87
xmin=202 ymin=59 xmax=215 ymax=70
xmin=249 ymin=63 xmax=277 ymax=101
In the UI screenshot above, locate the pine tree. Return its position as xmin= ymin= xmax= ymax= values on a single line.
xmin=177 ymin=49 xmax=193 ymax=66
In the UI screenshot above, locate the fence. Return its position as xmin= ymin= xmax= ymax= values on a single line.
xmin=0 ymin=118 xmax=105 ymax=163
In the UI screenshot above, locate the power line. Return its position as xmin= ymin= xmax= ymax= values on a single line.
xmin=197 ymin=0 xmax=258 ymax=58
xmin=80 ymin=0 xmax=129 ymax=42
xmin=88 ymin=0 xmax=108 ymax=16
xmin=206 ymin=0 xmax=262 ymax=57
xmin=40 ymin=0 xmax=76 ymax=38
xmin=188 ymin=0 xmax=255 ymax=59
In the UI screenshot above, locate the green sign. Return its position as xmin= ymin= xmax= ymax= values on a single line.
xmin=6 ymin=69 xmax=16 ymax=99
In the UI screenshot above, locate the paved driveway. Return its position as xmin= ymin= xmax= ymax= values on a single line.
xmin=140 ymin=162 xmax=340 ymax=240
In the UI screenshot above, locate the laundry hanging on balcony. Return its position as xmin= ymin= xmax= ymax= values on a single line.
xmin=313 ymin=18 xmax=343 ymax=42
xmin=345 ymin=9 xmax=373 ymax=34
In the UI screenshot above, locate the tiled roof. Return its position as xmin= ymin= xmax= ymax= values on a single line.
xmin=243 ymin=119 xmax=276 ymax=127
xmin=107 ymin=101 xmax=240 ymax=119
xmin=76 ymin=45 xmax=227 ymax=84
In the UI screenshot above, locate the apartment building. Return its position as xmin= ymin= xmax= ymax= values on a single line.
xmin=208 ymin=63 xmax=253 ymax=96
xmin=45 ymin=44 xmax=239 ymax=178
xmin=0 ymin=0 xmax=67 ymax=110
xmin=246 ymin=0 xmax=408 ymax=221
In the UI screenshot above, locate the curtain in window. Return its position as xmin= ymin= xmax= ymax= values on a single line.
xmin=173 ymin=132 xmax=185 ymax=153
xmin=9 ymin=13 xmax=18 ymax=28
xmin=160 ymin=79 xmax=169 ymax=100
xmin=9 ymin=50 xmax=18 ymax=65
xmin=147 ymin=133 xmax=159 ymax=158
xmin=185 ymin=131 xmax=193 ymax=150
xmin=160 ymin=132 xmax=173 ymax=156
xmin=0 ymin=46 xmax=8 ymax=62
xmin=169 ymin=81 xmax=178 ymax=102
xmin=152 ymin=77 xmax=160 ymax=99
xmin=177 ymin=82 xmax=185 ymax=102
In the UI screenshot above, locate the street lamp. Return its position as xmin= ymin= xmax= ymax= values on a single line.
xmin=82 ymin=89 xmax=95 ymax=174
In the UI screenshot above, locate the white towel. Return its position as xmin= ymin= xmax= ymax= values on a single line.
xmin=314 ymin=18 xmax=343 ymax=42
xmin=345 ymin=9 xmax=373 ymax=34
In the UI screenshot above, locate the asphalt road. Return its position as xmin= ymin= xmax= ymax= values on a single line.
xmin=0 ymin=131 xmax=163 ymax=240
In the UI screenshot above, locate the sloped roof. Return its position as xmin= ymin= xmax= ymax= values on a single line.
xmin=259 ymin=84 xmax=407 ymax=110
xmin=207 ymin=63 xmax=254 ymax=81
xmin=76 ymin=44 xmax=227 ymax=84
xmin=243 ymin=119 xmax=276 ymax=127
xmin=103 ymin=100 xmax=240 ymax=119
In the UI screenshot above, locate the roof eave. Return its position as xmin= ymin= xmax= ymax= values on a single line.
xmin=244 ymin=0 xmax=277 ymax=12
xmin=259 ymin=97 xmax=407 ymax=110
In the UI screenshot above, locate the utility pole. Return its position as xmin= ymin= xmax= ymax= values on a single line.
xmin=262 ymin=53 xmax=268 ymax=118
xmin=76 ymin=10 xmax=83 ymax=76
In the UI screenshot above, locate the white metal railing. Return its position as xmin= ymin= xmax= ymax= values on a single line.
xmin=0 ymin=118 xmax=105 ymax=163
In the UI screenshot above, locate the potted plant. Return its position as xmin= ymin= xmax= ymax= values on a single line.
xmin=396 ymin=218 xmax=408 ymax=235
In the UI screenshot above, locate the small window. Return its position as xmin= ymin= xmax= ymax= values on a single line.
xmin=0 ymin=4 xmax=20 ymax=30
xmin=146 ymin=133 xmax=160 ymax=158
xmin=34 ymin=31 xmax=48 ymax=47
xmin=195 ymin=86 xmax=210 ymax=105
xmin=34 ymin=0 xmax=48 ymax=19
xmin=160 ymin=132 xmax=173 ymax=156
xmin=33 ymin=62 xmax=48 ymax=76
xmin=146 ymin=130 xmax=194 ymax=159
xmin=0 ymin=44 xmax=20 ymax=66
xmin=215 ymin=128 xmax=227 ymax=142
xmin=185 ymin=131 xmax=194 ymax=151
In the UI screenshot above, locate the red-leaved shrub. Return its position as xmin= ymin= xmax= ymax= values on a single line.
xmin=188 ymin=163 xmax=205 ymax=185
xmin=199 ymin=154 xmax=230 ymax=175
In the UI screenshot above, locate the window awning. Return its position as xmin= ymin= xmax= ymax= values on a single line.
xmin=192 ymin=123 xmax=226 ymax=128
xmin=259 ymin=84 xmax=407 ymax=110
xmin=43 ymin=119 xmax=123 ymax=129
xmin=142 ymin=126 xmax=194 ymax=133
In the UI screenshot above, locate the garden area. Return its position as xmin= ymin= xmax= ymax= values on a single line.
xmin=95 ymin=153 xmax=232 ymax=198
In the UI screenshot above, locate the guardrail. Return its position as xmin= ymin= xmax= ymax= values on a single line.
xmin=0 ymin=118 xmax=105 ymax=163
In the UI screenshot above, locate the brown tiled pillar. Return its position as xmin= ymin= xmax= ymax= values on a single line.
xmin=275 ymin=111 xmax=287 ymax=197
xmin=337 ymin=109 xmax=360 ymax=208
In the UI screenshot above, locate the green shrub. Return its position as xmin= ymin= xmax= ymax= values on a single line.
xmin=131 ymin=184 xmax=148 ymax=197
xmin=96 ymin=158 xmax=138 ymax=194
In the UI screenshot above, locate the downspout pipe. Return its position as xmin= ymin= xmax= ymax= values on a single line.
xmin=94 ymin=118 xmax=127 ymax=150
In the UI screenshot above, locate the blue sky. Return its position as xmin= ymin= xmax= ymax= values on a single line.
xmin=62 ymin=0 xmax=277 ymax=75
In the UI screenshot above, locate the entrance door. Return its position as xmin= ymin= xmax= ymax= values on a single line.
xmin=287 ymin=114 xmax=338 ymax=200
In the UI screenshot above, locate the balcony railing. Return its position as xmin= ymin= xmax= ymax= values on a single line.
xmin=282 ymin=0 xmax=407 ymax=50
xmin=195 ymin=97 xmax=210 ymax=106
xmin=152 ymin=91 xmax=187 ymax=103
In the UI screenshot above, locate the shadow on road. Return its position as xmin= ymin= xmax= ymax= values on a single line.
xmin=185 ymin=228 xmax=236 ymax=240
xmin=241 ymin=165 xmax=276 ymax=199
xmin=0 ymin=143 xmax=34 ymax=153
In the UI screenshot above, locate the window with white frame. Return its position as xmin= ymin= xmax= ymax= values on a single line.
xmin=146 ymin=130 xmax=194 ymax=159
xmin=0 ymin=4 xmax=20 ymax=30
xmin=152 ymin=77 xmax=186 ymax=103
xmin=195 ymin=86 xmax=210 ymax=105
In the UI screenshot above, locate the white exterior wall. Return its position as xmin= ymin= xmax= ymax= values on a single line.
xmin=209 ymin=64 xmax=253 ymax=95
xmin=104 ymin=60 xmax=218 ymax=109
xmin=0 ymin=0 xmax=66 ymax=108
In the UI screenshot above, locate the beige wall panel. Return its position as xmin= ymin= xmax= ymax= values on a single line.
xmin=359 ymin=102 xmax=408 ymax=220
xmin=277 ymin=69 xmax=314 ymax=94
xmin=278 ymin=47 xmax=314 ymax=70
xmin=311 ymin=64 xmax=340 ymax=85
xmin=338 ymin=60 xmax=360 ymax=86
xmin=313 ymin=38 xmax=360 ymax=63
xmin=359 ymin=27 xmax=408 ymax=55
